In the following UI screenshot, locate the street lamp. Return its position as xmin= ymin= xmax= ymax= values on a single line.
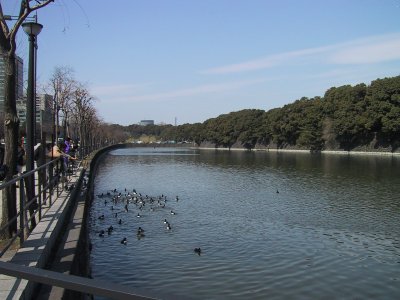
xmin=22 ymin=21 xmax=42 ymax=173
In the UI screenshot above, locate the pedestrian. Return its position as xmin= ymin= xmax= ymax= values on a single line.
xmin=47 ymin=142 xmax=76 ymax=166
xmin=17 ymin=141 xmax=25 ymax=175
xmin=65 ymin=137 xmax=71 ymax=156
xmin=64 ymin=137 xmax=73 ymax=173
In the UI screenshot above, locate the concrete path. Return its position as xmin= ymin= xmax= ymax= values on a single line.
xmin=0 ymin=168 xmax=84 ymax=300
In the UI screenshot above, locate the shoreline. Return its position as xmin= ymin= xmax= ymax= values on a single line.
xmin=194 ymin=147 xmax=400 ymax=157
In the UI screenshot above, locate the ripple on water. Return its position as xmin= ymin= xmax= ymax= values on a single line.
xmin=90 ymin=149 xmax=400 ymax=299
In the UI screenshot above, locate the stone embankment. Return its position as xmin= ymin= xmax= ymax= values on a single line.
xmin=197 ymin=141 xmax=400 ymax=156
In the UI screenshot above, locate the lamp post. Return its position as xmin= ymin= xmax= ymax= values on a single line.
xmin=22 ymin=21 xmax=42 ymax=173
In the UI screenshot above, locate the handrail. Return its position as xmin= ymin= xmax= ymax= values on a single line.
xmin=0 ymin=156 xmax=76 ymax=256
xmin=0 ymin=261 xmax=155 ymax=300
xmin=0 ymin=158 xmax=59 ymax=190
xmin=0 ymin=144 xmax=158 ymax=300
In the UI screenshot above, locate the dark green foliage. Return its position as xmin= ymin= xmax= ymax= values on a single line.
xmin=202 ymin=109 xmax=265 ymax=149
xmin=125 ymin=75 xmax=400 ymax=152
xmin=127 ymin=124 xmax=173 ymax=138
xmin=364 ymin=76 xmax=400 ymax=150
xmin=322 ymin=84 xmax=369 ymax=150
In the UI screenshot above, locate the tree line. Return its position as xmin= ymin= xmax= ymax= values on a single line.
xmin=125 ymin=75 xmax=400 ymax=152
xmin=42 ymin=66 xmax=129 ymax=148
xmin=0 ymin=65 xmax=130 ymax=152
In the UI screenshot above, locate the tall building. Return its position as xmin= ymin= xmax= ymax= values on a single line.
xmin=17 ymin=94 xmax=54 ymax=134
xmin=0 ymin=54 xmax=23 ymax=111
xmin=36 ymin=94 xmax=53 ymax=134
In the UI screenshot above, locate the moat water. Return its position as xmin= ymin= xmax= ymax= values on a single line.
xmin=89 ymin=147 xmax=400 ymax=299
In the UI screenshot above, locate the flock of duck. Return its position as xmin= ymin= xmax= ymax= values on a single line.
xmin=94 ymin=188 xmax=202 ymax=255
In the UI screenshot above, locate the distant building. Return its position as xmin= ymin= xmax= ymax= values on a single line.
xmin=17 ymin=94 xmax=53 ymax=133
xmin=16 ymin=98 xmax=26 ymax=122
xmin=139 ymin=120 xmax=154 ymax=126
xmin=0 ymin=54 xmax=23 ymax=111
xmin=36 ymin=94 xmax=53 ymax=133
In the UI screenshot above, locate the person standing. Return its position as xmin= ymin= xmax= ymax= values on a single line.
xmin=17 ymin=141 xmax=25 ymax=175
xmin=64 ymin=137 xmax=71 ymax=171
xmin=64 ymin=137 xmax=71 ymax=156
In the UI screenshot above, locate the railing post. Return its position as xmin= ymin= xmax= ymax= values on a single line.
xmin=19 ymin=178 xmax=25 ymax=246
xmin=38 ymin=173 xmax=42 ymax=221
xmin=56 ymin=159 xmax=60 ymax=196
xmin=49 ymin=161 xmax=53 ymax=206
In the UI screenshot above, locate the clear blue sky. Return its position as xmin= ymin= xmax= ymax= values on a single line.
xmin=5 ymin=0 xmax=400 ymax=126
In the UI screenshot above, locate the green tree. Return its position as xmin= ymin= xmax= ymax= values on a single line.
xmin=323 ymin=84 xmax=368 ymax=150
xmin=365 ymin=76 xmax=400 ymax=150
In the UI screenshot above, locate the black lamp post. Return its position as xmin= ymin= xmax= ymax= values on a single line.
xmin=22 ymin=21 xmax=42 ymax=173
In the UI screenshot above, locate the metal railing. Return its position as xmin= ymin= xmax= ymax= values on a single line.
xmin=0 ymin=261 xmax=155 ymax=299
xmin=0 ymin=157 xmax=78 ymax=257
xmin=0 ymin=145 xmax=161 ymax=300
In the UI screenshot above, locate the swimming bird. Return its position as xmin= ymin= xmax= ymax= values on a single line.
xmin=98 ymin=230 xmax=105 ymax=237
xmin=107 ymin=226 xmax=114 ymax=234
xmin=166 ymin=223 xmax=172 ymax=230
xmin=163 ymin=219 xmax=168 ymax=224
xmin=176 ymin=196 xmax=179 ymax=201
xmin=194 ymin=248 xmax=201 ymax=255
xmin=276 ymin=189 xmax=279 ymax=194
xmin=118 ymin=219 xmax=122 ymax=225
xmin=170 ymin=210 xmax=176 ymax=215
xmin=137 ymin=213 xmax=141 ymax=218
xmin=137 ymin=227 xmax=145 ymax=238
xmin=98 ymin=214 xmax=105 ymax=220
xmin=120 ymin=237 xmax=127 ymax=244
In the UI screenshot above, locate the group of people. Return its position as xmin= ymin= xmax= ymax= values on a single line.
xmin=48 ymin=137 xmax=77 ymax=174
xmin=16 ymin=136 xmax=78 ymax=175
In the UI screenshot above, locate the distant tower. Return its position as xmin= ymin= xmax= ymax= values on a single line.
xmin=174 ymin=117 xmax=177 ymax=126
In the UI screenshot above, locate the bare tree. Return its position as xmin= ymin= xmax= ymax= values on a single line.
xmin=46 ymin=66 xmax=76 ymax=143
xmin=0 ymin=0 xmax=55 ymax=238
xmin=83 ymin=105 xmax=99 ymax=152
xmin=70 ymin=84 xmax=96 ymax=156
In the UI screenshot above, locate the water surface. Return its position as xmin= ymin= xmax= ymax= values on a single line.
xmin=90 ymin=148 xmax=400 ymax=299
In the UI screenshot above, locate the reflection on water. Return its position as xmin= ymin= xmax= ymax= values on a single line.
xmin=90 ymin=148 xmax=400 ymax=299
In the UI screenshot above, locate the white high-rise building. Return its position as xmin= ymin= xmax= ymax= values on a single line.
xmin=17 ymin=94 xmax=53 ymax=131
xmin=0 ymin=54 xmax=23 ymax=111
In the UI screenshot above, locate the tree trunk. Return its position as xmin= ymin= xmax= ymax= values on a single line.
xmin=1 ymin=52 xmax=19 ymax=239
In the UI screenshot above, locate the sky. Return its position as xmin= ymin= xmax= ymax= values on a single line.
xmin=4 ymin=0 xmax=400 ymax=126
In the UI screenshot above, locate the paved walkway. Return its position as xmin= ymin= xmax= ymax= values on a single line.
xmin=0 ymin=167 xmax=85 ymax=299
xmin=35 ymin=179 xmax=87 ymax=299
